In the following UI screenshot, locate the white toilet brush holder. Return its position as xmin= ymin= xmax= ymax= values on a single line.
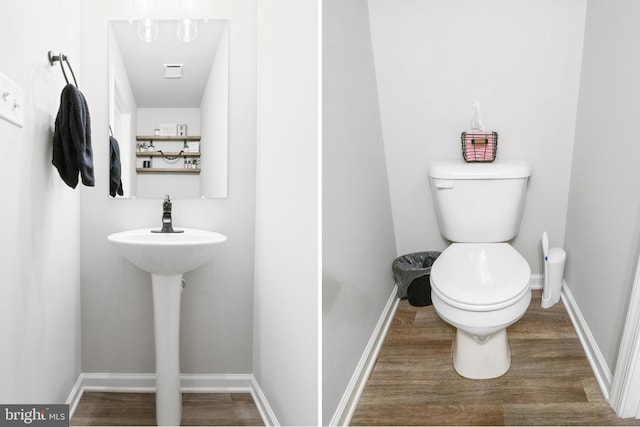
xmin=541 ymin=232 xmax=566 ymax=309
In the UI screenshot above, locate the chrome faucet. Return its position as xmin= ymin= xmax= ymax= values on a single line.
xmin=152 ymin=195 xmax=183 ymax=233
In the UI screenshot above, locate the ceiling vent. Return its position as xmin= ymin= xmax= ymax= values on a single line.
xmin=163 ymin=64 xmax=184 ymax=79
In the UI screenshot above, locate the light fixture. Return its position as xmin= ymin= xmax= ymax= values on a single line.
xmin=137 ymin=19 xmax=158 ymax=43
xmin=133 ymin=0 xmax=202 ymax=43
xmin=177 ymin=18 xmax=198 ymax=43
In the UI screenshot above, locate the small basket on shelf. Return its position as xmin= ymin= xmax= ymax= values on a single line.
xmin=461 ymin=131 xmax=498 ymax=163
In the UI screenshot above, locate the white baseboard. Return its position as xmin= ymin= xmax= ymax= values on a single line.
xmin=66 ymin=373 xmax=279 ymax=426
xmin=329 ymin=285 xmax=399 ymax=427
xmin=65 ymin=374 xmax=86 ymax=419
xmin=561 ymin=281 xmax=613 ymax=400
xmin=249 ymin=376 xmax=280 ymax=426
xmin=530 ymin=273 xmax=543 ymax=290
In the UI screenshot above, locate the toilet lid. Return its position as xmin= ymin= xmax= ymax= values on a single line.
xmin=430 ymin=243 xmax=531 ymax=308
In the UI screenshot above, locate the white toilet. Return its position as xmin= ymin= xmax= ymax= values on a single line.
xmin=428 ymin=160 xmax=532 ymax=379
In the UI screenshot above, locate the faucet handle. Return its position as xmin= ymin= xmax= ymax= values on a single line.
xmin=163 ymin=195 xmax=172 ymax=212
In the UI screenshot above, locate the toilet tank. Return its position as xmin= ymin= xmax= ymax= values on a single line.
xmin=429 ymin=160 xmax=531 ymax=243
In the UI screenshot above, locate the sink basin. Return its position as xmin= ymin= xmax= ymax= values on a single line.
xmin=107 ymin=227 xmax=226 ymax=426
xmin=108 ymin=227 xmax=227 ymax=275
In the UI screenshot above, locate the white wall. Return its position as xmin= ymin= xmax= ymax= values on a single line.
xmin=367 ymin=0 xmax=586 ymax=275
xmin=0 ymin=0 xmax=82 ymax=403
xmin=565 ymin=0 xmax=640 ymax=373
xmin=253 ymin=0 xmax=319 ymax=425
xmin=79 ymin=0 xmax=258 ymax=376
xmin=322 ymin=0 xmax=397 ymax=424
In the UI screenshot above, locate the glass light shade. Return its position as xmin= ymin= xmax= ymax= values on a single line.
xmin=177 ymin=18 xmax=198 ymax=43
xmin=137 ymin=19 xmax=158 ymax=43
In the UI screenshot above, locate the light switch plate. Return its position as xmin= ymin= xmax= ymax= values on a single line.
xmin=0 ymin=72 xmax=24 ymax=128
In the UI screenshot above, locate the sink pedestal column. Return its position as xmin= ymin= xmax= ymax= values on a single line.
xmin=151 ymin=274 xmax=183 ymax=426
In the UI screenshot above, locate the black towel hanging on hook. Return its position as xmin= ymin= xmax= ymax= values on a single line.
xmin=49 ymin=50 xmax=94 ymax=188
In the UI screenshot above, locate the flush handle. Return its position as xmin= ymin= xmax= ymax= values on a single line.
xmin=436 ymin=181 xmax=454 ymax=189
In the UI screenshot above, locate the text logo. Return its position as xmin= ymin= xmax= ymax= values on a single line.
xmin=0 ymin=405 xmax=68 ymax=427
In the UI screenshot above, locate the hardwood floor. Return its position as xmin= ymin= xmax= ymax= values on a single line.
xmin=70 ymin=392 xmax=264 ymax=426
xmin=351 ymin=290 xmax=640 ymax=426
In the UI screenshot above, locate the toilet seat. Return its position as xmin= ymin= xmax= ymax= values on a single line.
xmin=430 ymin=243 xmax=531 ymax=311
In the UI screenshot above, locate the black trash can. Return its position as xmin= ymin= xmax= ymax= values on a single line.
xmin=392 ymin=251 xmax=441 ymax=307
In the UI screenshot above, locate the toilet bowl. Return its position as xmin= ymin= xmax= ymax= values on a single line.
xmin=430 ymin=242 xmax=531 ymax=379
xmin=428 ymin=160 xmax=532 ymax=379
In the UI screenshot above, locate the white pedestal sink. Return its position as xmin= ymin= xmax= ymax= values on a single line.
xmin=107 ymin=227 xmax=227 ymax=426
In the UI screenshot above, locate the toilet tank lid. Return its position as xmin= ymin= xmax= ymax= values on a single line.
xmin=429 ymin=160 xmax=531 ymax=179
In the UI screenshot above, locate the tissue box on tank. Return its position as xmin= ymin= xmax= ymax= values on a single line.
xmin=461 ymin=131 xmax=498 ymax=162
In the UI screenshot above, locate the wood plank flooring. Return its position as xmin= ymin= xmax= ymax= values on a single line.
xmin=351 ymin=290 xmax=640 ymax=426
xmin=70 ymin=392 xmax=264 ymax=426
